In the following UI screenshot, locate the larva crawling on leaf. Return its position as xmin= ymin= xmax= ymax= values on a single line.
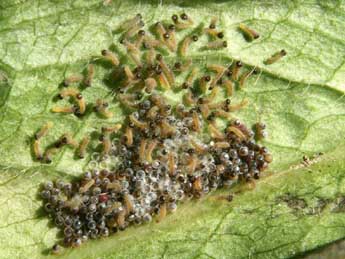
xmin=238 ymin=23 xmax=260 ymax=41
xmin=77 ymin=136 xmax=90 ymax=159
xmin=179 ymin=35 xmax=198 ymax=56
xmin=101 ymin=50 xmax=120 ymax=66
xmin=63 ymin=74 xmax=83 ymax=87
xmin=94 ymin=99 xmax=113 ymax=118
xmin=264 ymin=49 xmax=287 ymax=65
xmin=84 ymin=64 xmax=95 ymax=87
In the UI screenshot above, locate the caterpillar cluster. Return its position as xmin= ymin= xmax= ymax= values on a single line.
xmin=35 ymin=13 xmax=274 ymax=253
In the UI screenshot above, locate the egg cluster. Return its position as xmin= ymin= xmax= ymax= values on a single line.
xmin=41 ymin=97 xmax=271 ymax=248
xmin=37 ymin=13 xmax=272 ymax=252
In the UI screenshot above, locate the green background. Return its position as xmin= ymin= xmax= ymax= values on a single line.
xmin=0 ymin=0 xmax=345 ymax=258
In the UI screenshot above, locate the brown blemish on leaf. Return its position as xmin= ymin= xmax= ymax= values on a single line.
xmin=331 ymin=196 xmax=345 ymax=213
xmin=277 ymin=194 xmax=332 ymax=216
xmin=276 ymin=193 xmax=308 ymax=216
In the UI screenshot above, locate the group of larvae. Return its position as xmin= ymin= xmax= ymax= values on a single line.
xmin=35 ymin=13 xmax=282 ymax=254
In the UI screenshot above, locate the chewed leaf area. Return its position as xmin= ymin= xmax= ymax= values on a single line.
xmin=1 ymin=1 xmax=345 ymax=259
xmin=35 ymin=12 xmax=274 ymax=252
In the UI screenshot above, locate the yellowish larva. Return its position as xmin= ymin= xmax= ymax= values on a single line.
xmin=183 ymin=90 xmax=196 ymax=106
xmin=101 ymin=50 xmax=120 ymax=66
xmin=227 ymin=126 xmax=246 ymax=140
xmin=101 ymin=123 xmax=122 ymax=134
xmin=123 ymin=40 xmax=142 ymax=66
xmin=139 ymin=139 xmax=147 ymax=163
xmin=191 ymin=111 xmax=201 ymax=132
xmin=229 ymin=98 xmax=249 ymax=112
xmin=84 ymin=64 xmax=95 ymax=87
xmin=63 ymin=74 xmax=83 ymax=87
xmin=146 ymin=139 xmax=157 ymax=163
xmin=168 ymin=152 xmax=176 ymax=176
xmin=56 ymin=133 xmax=78 ymax=148
xmin=187 ymin=155 xmax=198 ymax=175
xmin=208 ymin=122 xmax=225 ymax=140
xmin=199 ymin=75 xmax=211 ymax=93
xmin=123 ymin=193 xmax=135 ymax=214
xmin=207 ymin=64 xmax=227 ymax=89
xmin=51 ymin=106 xmax=76 ymax=114
xmin=231 ymin=61 xmax=243 ymax=81
xmin=173 ymin=59 xmax=192 ymax=72
xmin=58 ymin=87 xmax=80 ymax=99
xmin=129 ymin=114 xmax=148 ymax=130
xmin=193 ymin=176 xmax=202 ymax=192
xmin=144 ymin=77 xmax=157 ymax=94
xmin=179 ymin=35 xmax=198 ymax=56
xmin=182 ymin=67 xmax=198 ymax=89
xmin=166 ymin=24 xmax=177 ymax=52
xmin=239 ymin=23 xmax=260 ymax=41
xmin=223 ymin=79 xmax=233 ymax=96
xmin=156 ymin=70 xmax=171 ymax=90
xmin=123 ymin=20 xmax=144 ymax=39
xmin=95 ymin=99 xmax=113 ymax=118
xmin=78 ymin=136 xmax=90 ymax=159
xmin=191 ymin=139 xmax=207 ymax=154
xmin=238 ymin=68 xmax=259 ymax=88
xmin=119 ymin=14 xmax=142 ymax=32
xmin=264 ymin=49 xmax=287 ymax=65
xmin=124 ymin=126 xmax=133 ymax=146
xmin=206 ymin=40 xmax=227 ymax=49
xmin=35 ymin=122 xmax=53 ymax=140
xmin=156 ymin=203 xmax=167 ymax=223
xmin=209 ymin=17 xmax=218 ymax=29
xmin=156 ymin=54 xmax=175 ymax=86
xmin=43 ymin=147 xmax=59 ymax=164
xmin=33 ymin=139 xmax=43 ymax=161
xmin=79 ymin=179 xmax=95 ymax=193
xmin=100 ymin=133 xmax=111 ymax=157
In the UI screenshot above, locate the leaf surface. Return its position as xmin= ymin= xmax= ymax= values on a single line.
xmin=0 ymin=0 xmax=345 ymax=258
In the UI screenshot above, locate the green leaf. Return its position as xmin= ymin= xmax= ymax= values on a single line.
xmin=1 ymin=0 xmax=345 ymax=258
